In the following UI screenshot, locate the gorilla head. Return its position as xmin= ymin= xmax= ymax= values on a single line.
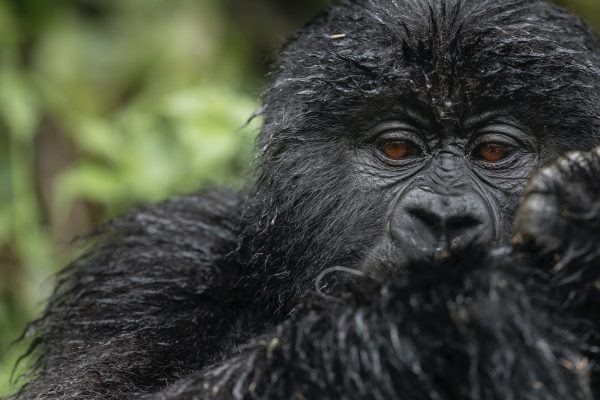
xmin=242 ymin=0 xmax=600 ymax=302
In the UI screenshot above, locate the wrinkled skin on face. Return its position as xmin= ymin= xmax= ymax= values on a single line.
xmin=358 ymin=111 xmax=539 ymax=277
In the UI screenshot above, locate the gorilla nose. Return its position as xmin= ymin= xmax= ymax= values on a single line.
xmin=408 ymin=207 xmax=482 ymax=238
xmin=389 ymin=187 xmax=495 ymax=260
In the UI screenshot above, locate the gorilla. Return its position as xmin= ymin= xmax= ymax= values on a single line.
xmin=12 ymin=0 xmax=600 ymax=399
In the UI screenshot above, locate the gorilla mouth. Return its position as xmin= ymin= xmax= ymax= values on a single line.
xmin=359 ymin=238 xmax=499 ymax=283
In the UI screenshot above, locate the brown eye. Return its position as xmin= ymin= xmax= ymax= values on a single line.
xmin=476 ymin=143 xmax=513 ymax=162
xmin=381 ymin=140 xmax=420 ymax=161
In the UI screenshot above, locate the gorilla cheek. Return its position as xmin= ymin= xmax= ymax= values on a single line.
xmin=387 ymin=185 xmax=497 ymax=262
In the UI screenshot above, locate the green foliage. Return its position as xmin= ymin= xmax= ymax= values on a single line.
xmin=53 ymin=86 xmax=258 ymax=213
xmin=555 ymin=0 xmax=600 ymax=31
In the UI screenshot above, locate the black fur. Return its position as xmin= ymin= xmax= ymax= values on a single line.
xmin=12 ymin=0 xmax=600 ymax=399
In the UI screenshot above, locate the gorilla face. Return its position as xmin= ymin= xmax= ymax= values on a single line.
xmin=355 ymin=110 xmax=539 ymax=273
xmin=243 ymin=0 xmax=600 ymax=301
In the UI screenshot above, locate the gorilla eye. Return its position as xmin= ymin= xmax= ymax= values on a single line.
xmin=475 ymin=143 xmax=514 ymax=162
xmin=381 ymin=140 xmax=421 ymax=161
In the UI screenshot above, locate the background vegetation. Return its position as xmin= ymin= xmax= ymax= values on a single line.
xmin=0 ymin=0 xmax=597 ymax=395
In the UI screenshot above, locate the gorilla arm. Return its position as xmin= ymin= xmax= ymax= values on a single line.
xmin=15 ymin=190 xmax=248 ymax=399
xmin=145 ymin=263 xmax=592 ymax=400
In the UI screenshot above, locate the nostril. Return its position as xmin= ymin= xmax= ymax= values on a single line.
xmin=446 ymin=215 xmax=482 ymax=233
xmin=407 ymin=206 xmax=482 ymax=234
xmin=390 ymin=188 xmax=496 ymax=257
xmin=408 ymin=207 xmax=441 ymax=229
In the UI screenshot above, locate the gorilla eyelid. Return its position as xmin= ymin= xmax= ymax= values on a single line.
xmin=470 ymin=131 xmax=520 ymax=150
xmin=473 ymin=141 xmax=517 ymax=163
xmin=378 ymin=139 xmax=423 ymax=161
xmin=479 ymin=124 xmax=527 ymax=139
xmin=368 ymin=122 xmax=427 ymax=162
xmin=368 ymin=121 xmax=421 ymax=138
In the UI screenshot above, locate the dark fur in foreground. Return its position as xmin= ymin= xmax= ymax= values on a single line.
xmin=11 ymin=0 xmax=600 ymax=399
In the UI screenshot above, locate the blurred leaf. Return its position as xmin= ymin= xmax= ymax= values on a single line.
xmin=0 ymin=68 xmax=39 ymax=141
xmin=54 ymin=85 xmax=259 ymax=216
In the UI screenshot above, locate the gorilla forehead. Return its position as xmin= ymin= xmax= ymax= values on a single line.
xmin=264 ymin=0 xmax=600 ymax=148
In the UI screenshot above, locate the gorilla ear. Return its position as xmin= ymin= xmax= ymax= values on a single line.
xmin=512 ymin=147 xmax=600 ymax=264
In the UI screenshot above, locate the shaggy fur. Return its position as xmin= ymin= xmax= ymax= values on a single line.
xmin=11 ymin=0 xmax=600 ymax=399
